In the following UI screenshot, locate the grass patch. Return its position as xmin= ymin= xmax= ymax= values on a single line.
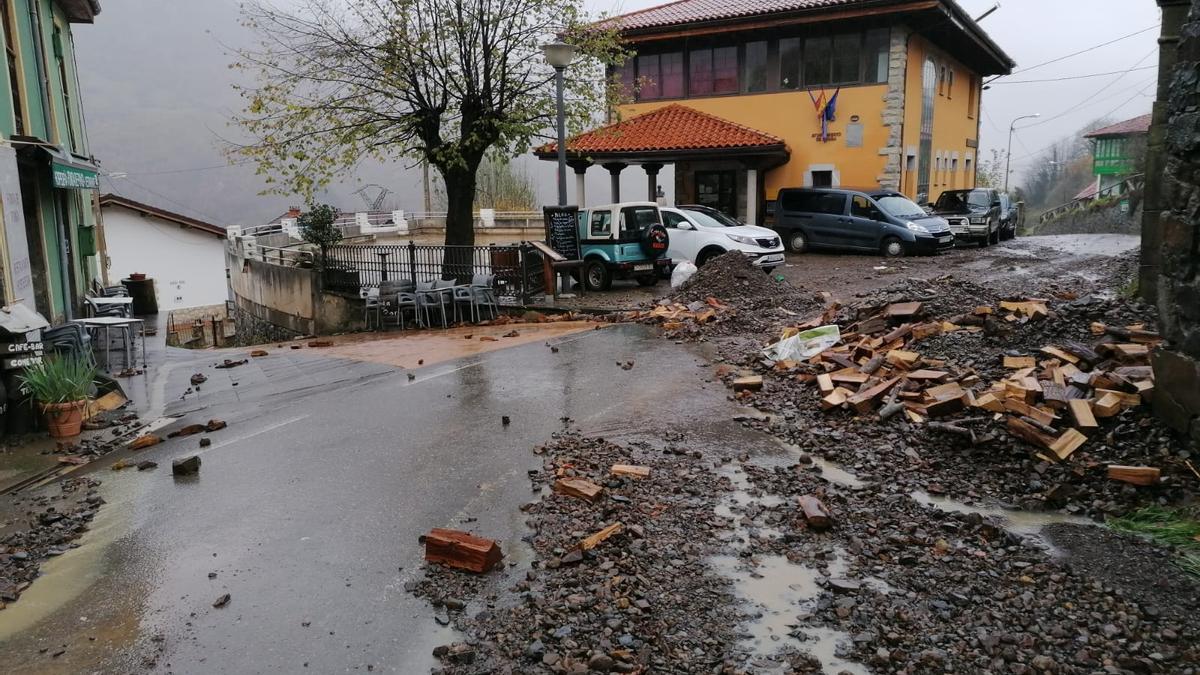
xmin=1118 ymin=277 xmax=1139 ymax=299
xmin=1108 ymin=506 xmax=1200 ymax=577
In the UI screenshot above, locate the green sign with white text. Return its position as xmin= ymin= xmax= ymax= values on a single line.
xmin=51 ymin=162 xmax=99 ymax=190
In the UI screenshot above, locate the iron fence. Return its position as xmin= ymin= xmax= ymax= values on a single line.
xmin=322 ymin=242 xmax=545 ymax=303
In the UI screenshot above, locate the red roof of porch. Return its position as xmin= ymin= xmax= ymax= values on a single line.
xmin=534 ymin=104 xmax=787 ymax=160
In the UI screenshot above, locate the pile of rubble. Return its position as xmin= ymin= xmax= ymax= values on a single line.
xmin=412 ymin=433 xmax=768 ymax=674
xmin=614 ymin=252 xmax=819 ymax=340
xmin=0 ymin=477 xmax=102 ymax=608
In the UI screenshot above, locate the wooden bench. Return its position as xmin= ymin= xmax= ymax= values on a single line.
xmin=530 ymin=240 xmax=584 ymax=299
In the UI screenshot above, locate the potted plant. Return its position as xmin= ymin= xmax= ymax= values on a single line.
xmin=20 ymin=355 xmax=98 ymax=438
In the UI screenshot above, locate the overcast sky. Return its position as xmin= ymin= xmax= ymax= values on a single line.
xmin=74 ymin=0 xmax=1160 ymax=225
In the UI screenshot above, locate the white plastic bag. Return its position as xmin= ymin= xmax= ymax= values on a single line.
xmin=670 ymin=261 xmax=698 ymax=289
xmin=761 ymin=325 xmax=841 ymax=362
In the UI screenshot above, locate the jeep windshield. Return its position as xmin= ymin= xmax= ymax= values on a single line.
xmin=935 ymin=189 xmax=991 ymax=212
xmin=875 ymin=195 xmax=927 ymax=220
xmin=620 ymin=206 xmax=660 ymax=238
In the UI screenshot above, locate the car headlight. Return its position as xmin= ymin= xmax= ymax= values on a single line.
xmin=726 ymin=233 xmax=759 ymax=246
xmin=905 ymin=221 xmax=930 ymax=234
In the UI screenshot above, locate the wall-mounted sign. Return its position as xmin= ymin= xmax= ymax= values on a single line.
xmin=51 ymin=161 xmax=100 ymax=190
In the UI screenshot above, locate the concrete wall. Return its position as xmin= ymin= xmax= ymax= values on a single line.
xmin=102 ymin=204 xmax=228 ymax=311
xmin=1149 ymin=0 xmax=1200 ymax=448
xmin=225 ymin=242 xmax=364 ymax=342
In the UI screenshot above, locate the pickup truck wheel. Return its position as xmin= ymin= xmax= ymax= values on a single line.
xmin=787 ymin=231 xmax=808 ymax=253
xmin=881 ymin=236 xmax=905 ymax=258
xmin=584 ymin=260 xmax=612 ymax=292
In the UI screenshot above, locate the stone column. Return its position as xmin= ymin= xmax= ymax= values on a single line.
xmin=1142 ymin=0 xmax=1191 ymax=302
xmin=877 ymin=26 xmax=911 ymax=192
xmin=745 ymin=169 xmax=758 ymax=225
xmin=568 ymin=159 xmax=591 ymax=207
xmin=642 ymin=163 xmax=664 ymax=202
xmin=602 ymin=162 xmax=627 ymax=203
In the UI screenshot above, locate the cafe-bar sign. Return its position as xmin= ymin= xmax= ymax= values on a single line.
xmin=52 ymin=161 xmax=100 ymax=190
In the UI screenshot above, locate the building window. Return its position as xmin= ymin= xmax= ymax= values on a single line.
xmin=779 ymin=37 xmax=801 ymax=89
xmin=53 ymin=25 xmax=76 ymax=150
xmin=744 ymin=41 xmax=768 ymax=93
xmin=965 ymin=157 xmax=973 ymax=180
xmin=947 ymin=70 xmax=954 ymax=99
xmin=0 ymin=0 xmax=23 ymax=136
xmin=689 ymin=46 xmax=738 ymax=95
xmin=863 ymin=28 xmax=890 ymax=83
xmin=831 ymin=33 xmax=861 ymax=84
xmin=660 ymin=52 xmax=684 ymax=98
xmin=967 ymin=75 xmax=976 ymax=118
xmin=613 ymin=60 xmax=635 ymax=101
xmin=803 ymin=36 xmax=833 ymax=87
xmin=938 ymin=66 xmax=946 ymax=95
xmin=688 ymin=48 xmax=712 ymax=95
xmin=637 ymin=54 xmax=661 ymax=100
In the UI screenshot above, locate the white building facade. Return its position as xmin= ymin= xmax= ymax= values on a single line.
xmin=98 ymin=194 xmax=228 ymax=311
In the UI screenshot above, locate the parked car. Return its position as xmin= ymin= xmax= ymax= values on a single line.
xmin=575 ymin=202 xmax=671 ymax=291
xmin=769 ymin=187 xmax=953 ymax=257
xmin=929 ymin=188 xmax=1002 ymax=246
xmin=997 ymin=193 xmax=1019 ymax=240
xmin=660 ymin=206 xmax=785 ymax=273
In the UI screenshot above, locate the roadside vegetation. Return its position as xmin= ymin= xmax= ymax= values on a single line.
xmin=1109 ymin=505 xmax=1200 ymax=577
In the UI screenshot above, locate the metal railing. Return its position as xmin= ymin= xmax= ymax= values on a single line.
xmin=1038 ymin=173 xmax=1144 ymax=224
xmin=322 ymin=242 xmax=545 ymax=303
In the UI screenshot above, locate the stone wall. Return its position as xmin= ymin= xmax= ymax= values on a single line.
xmin=1151 ymin=0 xmax=1200 ymax=447
xmin=876 ymin=26 xmax=911 ymax=191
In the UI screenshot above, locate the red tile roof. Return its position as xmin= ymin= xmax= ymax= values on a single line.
xmin=610 ymin=0 xmax=861 ymax=31
xmin=1084 ymin=113 xmax=1151 ymax=138
xmin=536 ymin=104 xmax=785 ymax=156
xmin=1074 ymin=182 xmax=1099 ymax=201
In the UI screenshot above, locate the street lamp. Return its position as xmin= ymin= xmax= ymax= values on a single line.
xmin=1004 ymin=113 xmax=1040 ymax=193
xmin=541 ymin=42 xmax=577 ymax=206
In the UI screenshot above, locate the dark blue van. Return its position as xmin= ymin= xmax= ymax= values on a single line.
xmin=768 ymin=187 xmax=954 ymax=257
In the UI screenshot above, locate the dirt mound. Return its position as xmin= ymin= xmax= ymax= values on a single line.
xmin=673 ymin=251 xmax=792 ymax=306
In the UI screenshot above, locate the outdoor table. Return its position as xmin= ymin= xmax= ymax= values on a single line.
xmin=72 ymin=316 xmax=146 ymax=370
xmin=86 ymin=296 xmax=134 ymax=317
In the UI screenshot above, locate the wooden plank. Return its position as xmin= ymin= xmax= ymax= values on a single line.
xmin=830 ymin=369 xmax=870 ymax=385
xmin=1060 ymin=341 xmax=1101 ymax=364
xmin=1095 ymin=388 xmax=1141 ymax=408
xmin=1006 ymin=416 xmax=1057 ymax=450
xmin=732 ymin=375 xmax=763 ymax=392
xmin=579 ymin=522 xmax=623 ymax=551
xmin=911 ymin=322 xmax=943 ymax=339
xmin=925 ymin=394 xmax=965 ymax=417
xmin=1113 ymin=365 xmax=1153 ymax=380
xmin=1004 ymin=380 xmax=1037 ymax=404
xmin=1133 ymin=379 xmax=1154 ymax=400
xmin=611 ymin=464 xmax=650 ymax=479
xmin=1050 ymin=428 xmax=1088 ymax=460
xmin=1106 ymin=465 xmax=1161 ymax=486
xmin=1042 ymin=383 xmax=1070 ymax=407
xmin=847 ymin=377 xmax=901 ymax=414
xmin=1093 ymin=392 xmax=1122 ymax=418
xmin=798 ymin=495 xmax=833 ymax=531
xmin=925 ymin=381 xmax=965 ymax=401
xmin=885 ymin=302 xmax=922 ymax=318
xmin=1110 ymin=343 xmax=1150 ymax=360
xmin=553 ymin=478 xmax=604 ymax=502
xmin=820 ymin=388 xmax=849 ymax=411
xmin=424 ymin=528 xmax=503 ymax=573
xmin=972 ymin=305 xmax=993 ymax=315
xmin=973 ymin=391 xmax=1006 ymax=413
xmin=1003 ymin=398 xmax=1056 ymax=426
xmin=1040 ymin=346 xmax=1080 ymax=364
xmin=906 ymin=369 xmax=949 ymax=381
xmin=1004 ymin=355 xmax=1037 ymax=369
xmin=816 ymin=373 xmax=835 ymax=394
xmin=886 ymin=349 xmax=920 ymax=369
xmin=1067 ymin=399 xmax=1098 ymax=430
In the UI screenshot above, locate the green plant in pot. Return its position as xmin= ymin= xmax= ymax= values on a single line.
xmin=20 ymin=355 xmax=98 ymax=438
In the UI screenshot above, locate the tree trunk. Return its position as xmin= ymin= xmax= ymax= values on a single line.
xmin=440 ymin=166 xmax=478 ymax=282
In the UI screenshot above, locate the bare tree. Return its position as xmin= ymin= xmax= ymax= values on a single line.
xmin=230 ymin=0 xmax=624 ymax=251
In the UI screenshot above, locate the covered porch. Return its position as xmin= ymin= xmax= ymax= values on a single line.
xmin=535 ymin=104 xmax=789 ymax=225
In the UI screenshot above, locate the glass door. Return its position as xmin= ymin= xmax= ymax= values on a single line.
xmin=695 ymin=171 xmax=737 ymax=219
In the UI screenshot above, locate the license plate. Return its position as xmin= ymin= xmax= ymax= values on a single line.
xmin=938 ymin=236 xmax=952 ymax=243
xmin=633 ymin=264 xmax=652 ymax=272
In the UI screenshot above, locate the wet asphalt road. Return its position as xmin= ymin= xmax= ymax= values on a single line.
xmin=0 ymin=324 xmax=739 ymax=674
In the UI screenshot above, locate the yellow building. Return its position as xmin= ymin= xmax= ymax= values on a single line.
xmin=538 ymin=0 xmax=1013 ymax=225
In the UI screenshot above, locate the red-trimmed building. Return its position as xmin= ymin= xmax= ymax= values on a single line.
xmin=537 ymin=0 xmax=1013 ymax=224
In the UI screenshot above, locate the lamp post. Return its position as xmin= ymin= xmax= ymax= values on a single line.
xmin=541 ymin=42 xmax=577 ymax=206
xmin=1005 ymin=113 xmax=1040 ymax=193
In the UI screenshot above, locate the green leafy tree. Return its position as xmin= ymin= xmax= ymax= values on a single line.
xmin=230 ymin=0 xmax=626 ymax=254
xmin=298 ymin=203 xmax=342 ymax=267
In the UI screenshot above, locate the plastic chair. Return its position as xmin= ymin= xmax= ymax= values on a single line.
xmin=470 ymin=274 xmax=499 ymax=321
xmin=415 ymin=283 xmax=447 ymax=328
xmin=432 ymin=279 xmax=459 ymax=322
xmin=453 ymin=286 xmax=478 ymax=323
xmin=393 ymin=292 xmax=419 ymax=329
xmin=360 ymin=287 xmax=382 ymax=329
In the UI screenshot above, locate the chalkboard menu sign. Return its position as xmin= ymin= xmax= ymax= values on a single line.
xmin=543 ymin=205 xmax=580 ymax=260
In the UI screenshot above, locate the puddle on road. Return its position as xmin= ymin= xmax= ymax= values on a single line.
xmin=911 ymin=489 xmax=1097 ymax=552
xmin=709 ymin=553 xmax=870 ymax=675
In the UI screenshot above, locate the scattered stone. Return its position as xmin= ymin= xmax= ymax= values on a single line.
xmin=172 ymin=455 xmax=201 ymax=476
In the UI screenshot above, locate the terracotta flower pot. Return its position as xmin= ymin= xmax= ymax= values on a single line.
xmin=40 ymin=400 xmax=87 ymax=438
